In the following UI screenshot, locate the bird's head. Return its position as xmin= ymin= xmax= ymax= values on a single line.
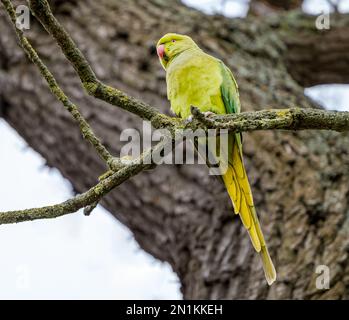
xmin=156 ymin=33 xmax=199 ymax=69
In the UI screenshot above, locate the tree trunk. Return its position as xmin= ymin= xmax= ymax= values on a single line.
xmin=1 ymin=0 xmax=349 ymax=299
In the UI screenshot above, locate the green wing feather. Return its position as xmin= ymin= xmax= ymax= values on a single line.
xmin=219 ymin=61 xmax=243 ymax=151
xmin=219 ymin=61 xmax=240 ymax=115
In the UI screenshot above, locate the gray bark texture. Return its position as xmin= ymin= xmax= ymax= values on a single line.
xmin=1 ymin=0 xmax=349 ymax=299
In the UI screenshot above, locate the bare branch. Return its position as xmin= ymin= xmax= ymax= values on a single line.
xmin=1 ymin=0 xmax=113 ymax=164
xmin=1 ymin=102 xmax=346 ymax=224
xmin=0 ymin=135 xmax=174 ymax=225
xmin=27 ymin=0 xmax=174 ymax=130
xmin=191 ymin=107 xmax=349 ymax=132
xmin=0 ymin=161 xmax=148 ymax=224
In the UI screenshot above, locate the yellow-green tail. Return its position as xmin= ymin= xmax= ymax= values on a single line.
xmin=222 ymin=138 xmax=276 ymax=285
xmin=260 ymin=245 xmax=276 ymax=285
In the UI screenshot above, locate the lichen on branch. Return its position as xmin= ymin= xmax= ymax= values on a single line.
xmin=28 ymin=0 xmax=169 ymax=128
xmin=190 ymin=107 xmax=349 ymax=133
xmin=1 ymin=0 xmax=113 ymax=164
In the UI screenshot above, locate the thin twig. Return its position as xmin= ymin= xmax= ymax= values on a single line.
xmin=1 ymin=0 xmax=113 ymax=164
xmin=0 ymin=160 xmax=148 ymax=224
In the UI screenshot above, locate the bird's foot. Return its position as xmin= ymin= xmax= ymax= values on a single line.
xmin=184 ymin=115 xmax=193 ymax=124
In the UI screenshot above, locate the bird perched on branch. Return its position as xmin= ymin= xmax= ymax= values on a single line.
xmin=156 ymin=33 xmax=276 ymax=285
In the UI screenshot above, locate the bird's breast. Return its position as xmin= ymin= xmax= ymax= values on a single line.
xmin=167 ymin=54 xmax=225 ymax=119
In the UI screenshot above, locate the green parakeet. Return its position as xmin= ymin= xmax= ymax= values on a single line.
xmin=156 ymin=33 xmax=276 ymax=285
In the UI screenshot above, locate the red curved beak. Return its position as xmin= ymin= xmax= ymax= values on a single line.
xmin=157 ymin=44 xmax=165 ymax=59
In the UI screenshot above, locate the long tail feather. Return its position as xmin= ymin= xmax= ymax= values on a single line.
xmin=260 ymin=245 xmax=277 ymax=285
xmin=196 ymin=133 xmax=276 ymax=285
xmin=222 ymin=134 xmax=276 ymax=285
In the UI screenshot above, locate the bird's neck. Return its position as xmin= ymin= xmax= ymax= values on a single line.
xmin=167 ymin=47 xmax=202 ymax=69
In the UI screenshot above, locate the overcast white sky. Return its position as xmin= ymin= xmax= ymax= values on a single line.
xmin=0 ymin=0 xmax=348 ymax=300
xmin=0 ymin=120 xmax=180 ymax=299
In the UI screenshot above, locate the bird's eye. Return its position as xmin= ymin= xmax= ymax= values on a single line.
xmin=172 ymin=40 xmax=176 ymax=43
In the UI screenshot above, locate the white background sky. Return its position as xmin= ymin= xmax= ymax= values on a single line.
xmin=0 ymin=0 xmax=348 ymax=299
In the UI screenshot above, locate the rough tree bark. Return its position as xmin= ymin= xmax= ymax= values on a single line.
xmin=1 ymin=0 xmax=349 ymax=299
